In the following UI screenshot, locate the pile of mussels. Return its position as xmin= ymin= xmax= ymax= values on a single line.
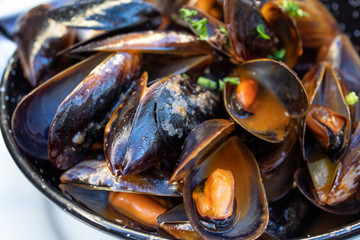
xmin=9 ymin=0 xmax=360 ymax=239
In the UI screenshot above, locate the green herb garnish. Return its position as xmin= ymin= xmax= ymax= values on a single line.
xmin=219 ymin=25 xmax=228 ymax=35
xmin=179 ymin=8 xmax=198 ymax=22
xmin=346 ymin=92 xmax=359 ymax=106
xmin=218 ymin=77 xmax=240 ymax=91
xmin=223 ymin=76 xmax=240 ymax=85
xmin=180 ymin=8 xmax=209 ymax=41
xmin=197 ymin=76 xmax=218 ymax=90
xmin=197 ymin=76 xmax=240 ymax=91
xmin=191 ymin=18 xmax=209 ymax=41
xmin=219 ymin=25 xmax=230 ymax=46
xmin=281 ymin=0 xmax=310 ymax=19
xmin=256 ymin=24 xmax=271 ymax=40
xmin=268 ymin=48 xmax=286 ymax=61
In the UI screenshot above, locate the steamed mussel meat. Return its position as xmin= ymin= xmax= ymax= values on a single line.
xmin=8 ymin=0 xmax=360 ymax=239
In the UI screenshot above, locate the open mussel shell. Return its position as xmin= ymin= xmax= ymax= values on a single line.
xmin=173 ymin=119 xmax=268 ymax=239
xmin=269 ymin=0 xmax=340 ymax=49
xmin=69 ymin=31 xmax=211 ymax=56
xmin=13 ymin=4 xmax=75 ymax=87
xmin=294 ymin=167 xmax=360 ymax=215
xmin=183 ymin=136 xmax=268 ymax=239
xmin=301 ymin=62 xmax=351 ymax=163
xmin=48 ymin=0 xmax=162 ymax=31
xmin=327 ymin=123 xmax=360 ymax=206
xmin=260 ymin=2 xmax=302 ymax=68
xmin=224 ymin=59 xmax=309 ymax=143
xmin=224 ymin=0 xmax=277 ymax=60
xmin=11 ymin=53 xmax=109 ymax=160
xmin=60 ymin=159 xmax=182 ymax=196
xmin=170 ymin=119 xmax=235 ymax=183
xmin=48 ymin=52 xmax=141 ymax=170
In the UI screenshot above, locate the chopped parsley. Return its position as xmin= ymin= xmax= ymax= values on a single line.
xmin=179 ymin=8 xmax=198 ymax=22
xmin=346 ymin=92 xmax=359 ymax=106
xmin=223 ymin=76 xmax=240 ymax=85
xmin=219 ymin=25 xmax=228 ymax=35
xmin=268 ymin=48 xmax=286 ymax=61
xmin=219 ymin=25 xmax=230 ymax=46
xmin=256 ymin=24 xmax=271 ymax=40
xmin=281 ymin=0 xmax=310 ymax=19
xmin=218 ymin=76 xmax=240 ymax=91
xmin=197 ymin=76 xmax=240 ymax=91
xmin=180 ymin=8 xmax=209 ymax=41
xmin=197 ymin=76 xmax=218 ymax=90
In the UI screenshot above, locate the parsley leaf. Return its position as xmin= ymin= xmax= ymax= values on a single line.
xmin=180 ymin=8 xmax=209 ymax=41
xmin=219 ymin=25 xmax=230 ymax=46
xmin=268 ymin=48 xmax=286 ymax=61
xmin=191 ymin=18 xmax=209 ymax=40
xmin=179 ymin=8 xmax=198 ymax=22
xmin=256 ymin=24 xmax=271 ymax=40
xmin=223 ymin=76 xmax=240 ymax=85
xmin=197 ymin=76 xmax=218 ymax=90
xmin=346 ymin=92 xmax=359 ymax=106
xmin=281 ymin=0 xmax=310 ymax=19
xmin=197 ymin=76 xmax=240 ymax=91
xmin=218 ymin=77 xmax=240 ymax=91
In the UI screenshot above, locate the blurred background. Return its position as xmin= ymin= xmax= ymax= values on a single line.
xmin=0 ymin=0 xmax=359 ymax=240
xmin=0 ymin=0 xmax=117 ymax=239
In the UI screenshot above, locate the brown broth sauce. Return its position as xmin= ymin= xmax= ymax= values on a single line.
xmin=239 ymin=84 xmax=290 ymax=139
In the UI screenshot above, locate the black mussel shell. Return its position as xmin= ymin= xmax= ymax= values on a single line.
xmin=224 ymin=59 xmax=309 ymax=143
xmin=69 ymin=31 xmax=211 ymax=56
xmin=49 ymin=52 xmax=141 ymax=170
xmin=105 ymin=74 xmax=220 ymax=176
xmin=13 ymin=4 xmax=75 ymax=87
xmin=60 ymin=159 xmax=182 ymax=196
xmin=48 ymin=0 xmax=162 ymax=31
xmin=11 ymin=53 xmax=109 ymax=160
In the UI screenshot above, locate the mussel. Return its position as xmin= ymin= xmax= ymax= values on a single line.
xmin=13 ymin=4 xmax=75 ymax=87
xmin=268 ymin=0 xmax=340 ymax=49
xmin=296 ymin=62 xmax=360 ymax=214
xmin=48 ymin=52 xmax=141 ymax=170
xmin=68 ymin=30 xmax=211 ymax=56
xmin=11 ymin=53 xmax=109 ymax=160
xmin=60 ymin=159 xmax=182 ymax=196
xmin=171 ymin=119 xmax=269 ymax=239
xmin=104 ymin=73 xmax=220 ymax=176
xmin=224 ymin=59 xmax=308 ymax=143
xmin=48 ymin=0 xmax=162 ymax=31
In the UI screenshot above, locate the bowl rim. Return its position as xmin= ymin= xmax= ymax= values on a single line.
xmin=1 ymin=54 xmax=360 ymax=240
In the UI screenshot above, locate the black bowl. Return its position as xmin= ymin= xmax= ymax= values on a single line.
xmin=2 ymin=57 xmax=360 ymax=240
xmin=1 ymin=1 xmax=360 ymax=239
